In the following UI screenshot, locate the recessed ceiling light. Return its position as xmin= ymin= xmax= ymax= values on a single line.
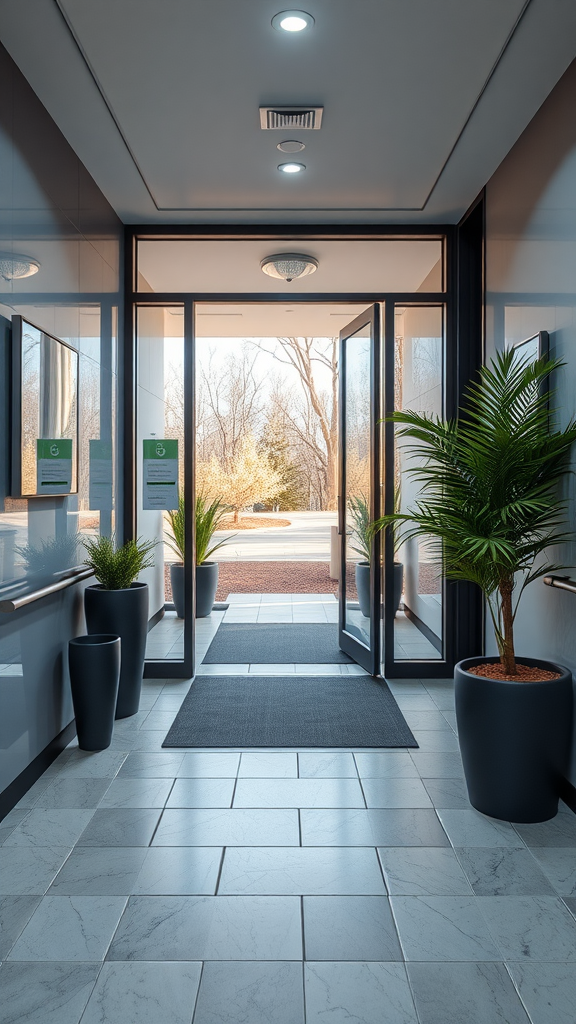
xmin=277 ymin=140 xmax=306 ymax=153
xmin=278 ymin=162 xmax=306 ymax=174
xmin=272 ymin=10 xmax=314 ymax=32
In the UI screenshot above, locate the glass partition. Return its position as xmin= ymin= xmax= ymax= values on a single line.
xmin=393 ymin=305 xmax=444 ymax=661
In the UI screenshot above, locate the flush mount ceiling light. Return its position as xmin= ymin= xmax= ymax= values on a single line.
xmin=278 ymin=161 xmax=306 ymax=173
xmin=277 ymin=140 xmax=305 ymax=153
xmin=0 ymin=253 xmax=40 ymax=281
xmin=272 ymin=10 xmax=314 ymax=32
xmin=261 ymin=253 xmax=318 ymax=282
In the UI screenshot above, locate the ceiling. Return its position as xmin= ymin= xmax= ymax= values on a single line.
xmin=165 ymin=302 xmax=372 ymax=338
xmin=1 ymin=0 xmax=576 ymax=225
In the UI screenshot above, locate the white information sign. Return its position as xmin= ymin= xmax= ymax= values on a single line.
xmin=143 ymin=439 xmax=179 ymax=510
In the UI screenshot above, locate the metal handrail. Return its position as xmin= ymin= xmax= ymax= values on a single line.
xmin=0 ymin=568 xmax=94 ymax=613
xmin=543 ymin=574 xmax=576 ymax=596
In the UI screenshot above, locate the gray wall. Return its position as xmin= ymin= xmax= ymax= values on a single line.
xmin=485 ymin=58 xmax=576 ymax=784
xmin=0 ymin=43 xmax=122 ymax=798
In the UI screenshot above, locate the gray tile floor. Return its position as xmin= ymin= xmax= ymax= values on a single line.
xmin=2 ymin=599 xmax=576 ymax=1022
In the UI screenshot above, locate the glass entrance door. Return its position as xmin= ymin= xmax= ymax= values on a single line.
xmin=338 ymin=305 xmax=382 ymax=674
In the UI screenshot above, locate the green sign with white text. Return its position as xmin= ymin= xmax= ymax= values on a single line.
xmin=143 ymin=439 xmax=179 ymax=510
xmin=36 ymin=438 xmax=73 ymax=494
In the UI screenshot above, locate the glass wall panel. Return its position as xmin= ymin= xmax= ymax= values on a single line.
xmin=343 ymin=323 xmax=372 ymax=647
xmin=393 ymin=305 xmax=444 ymax=661
xmin=136 ymin=306 xmax=185 ymax=663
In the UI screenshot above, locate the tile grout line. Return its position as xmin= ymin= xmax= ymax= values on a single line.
xmin=214 ymin=847 xmax=227 ymax=895
xmin=190 ymin=960 xmax=205 ymax=1024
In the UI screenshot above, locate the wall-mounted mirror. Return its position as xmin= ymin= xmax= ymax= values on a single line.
xmin=11 ymin=315 xmax=79 ymax=497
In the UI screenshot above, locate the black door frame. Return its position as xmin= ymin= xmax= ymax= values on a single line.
xmin=123 ymin=221 xmax=483 ymax=679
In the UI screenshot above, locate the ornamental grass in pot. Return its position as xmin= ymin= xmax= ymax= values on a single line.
xmin=370 ymin=350 xmax=576 ymax=822
xmin=165 ymin=494 xmax=233 ymax=618
xmin=83 ymin=536 xmax=155 ymax=718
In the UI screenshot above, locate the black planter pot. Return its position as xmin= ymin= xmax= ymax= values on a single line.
xmin=455 ymin=656 xmax=573 ymax=823
xmin=393 ymin=561 xmax=404 ymax=616
xmin=170 ymin=563 xmax=185 ymax=618
xmin=196 ymin=561 xmax=218 ymax=617
xmin=355 ymin=562 xmax=370 ymax=617
xmin=68 ymin=635 xmax=120 ymax=750
xmin=85 ymin=582 xmax=149 ymax=719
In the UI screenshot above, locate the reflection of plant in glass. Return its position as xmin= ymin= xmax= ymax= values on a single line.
xmin=165 ymin=494 xmax=235 ymax=566
xmin=349 ymin=495 xmax=371 ymax=562
xmin=369 ymin=351 xmax=576 ymax=675
xmin=83 ymin=535 xmax=155 ymax=590
xmin=18 ymin=534 xmax=81 ymax=576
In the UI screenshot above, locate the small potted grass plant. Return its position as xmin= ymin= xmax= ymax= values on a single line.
xmin=165 ymin=494 xmax=233 ymax=618
xmin=369 ymin=350 xmax=576 ymax=822
xmin=83 ymin=536 xmax=155 ymax=718
xmin=349 ymin=494 xmax=403 ymax=618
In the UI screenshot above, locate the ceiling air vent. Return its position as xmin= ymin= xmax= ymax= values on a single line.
xmin=259 ymin=106 xmax=323 ymax=130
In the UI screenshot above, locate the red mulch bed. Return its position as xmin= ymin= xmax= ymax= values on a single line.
xmin=467 ymin=663 xmax=560 ymax=682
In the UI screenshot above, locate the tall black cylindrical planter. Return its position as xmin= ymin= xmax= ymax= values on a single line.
xmin=355 ymin=562 xmax=370 ymax=617
xmin=196 ymin=561 xmax=218 ymax=617
xmin=170 ymin=563 xmax=185 ymax=618
xmin=85 ymin=582 xmax=149 ymax=719
xmin=455 ymin=656 xmax=573 ymax=823
xmin=69 ymin=635 xmax=120 ymax=750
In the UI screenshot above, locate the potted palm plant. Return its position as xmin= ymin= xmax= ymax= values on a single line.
xmin=349 ymin=494 xmax=403 ymax=618
xmin=370 ymin=350 xmax=576 ymax=823
xmin=165 ymin=494 xmax=233 ymax=618
xmin=83 ymin=536 xmax=155 ymax=718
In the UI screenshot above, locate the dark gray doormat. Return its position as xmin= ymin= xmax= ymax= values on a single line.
xmin=162 ymin=675 xmax=417 ymax=748
xmin=203 ymin=623 xmax=351 ymax=664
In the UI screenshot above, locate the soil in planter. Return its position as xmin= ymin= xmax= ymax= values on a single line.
xmin=468 ymin=662 xmax=561 ymax=682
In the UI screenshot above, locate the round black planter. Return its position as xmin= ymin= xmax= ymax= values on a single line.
xmin=84 ymin=582 xmax=149 ymax=719
xmin=68 ymin=635 xmax=120 ymax=750
xmin=170 ymin=563 xmax=185 ymax=618
xmin=355 ymin=562 xmax=370 ymax=617
xmin=455 ymin=656 xmax=573 ymax=823
xmin=196 ymin=561 xmax=218 ymax=617
xmin=393 ymin=561 xmax=404 ymax=616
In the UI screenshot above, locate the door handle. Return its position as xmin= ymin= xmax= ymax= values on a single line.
xmin=337 ymin=495 xmax=343 ymax=536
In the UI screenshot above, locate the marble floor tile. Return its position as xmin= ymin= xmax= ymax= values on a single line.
xmin=0 ymin=808 xmax=29 ymax=839
xmin=0 ymin=962 xmax=100 ymax=1024
xmin=408 ymin=752 xmax=465 ymax=779
xmin=0 ymin=895 xmax=41 ymax=957
xmin=193 ymin=960 xmax=305 ymax=1024
xmin=513 ymin=814 xmax=576 ymax=847
xmin=391 ymin=895 xmax=501 ymax=961
xmin=300 ymin=808 xmax=450 ymax=847
xmin=476 ymin=895 xmax=576 ymax=961
xmin=117 ymin=752 xmax=185 ymax=778
xmin=177 ymin=752 xmax=241 ymax=777
xmin=123 ymin=731 xmax=171 ymax=751
xmin=401 ymin=710 xmax=456 ymax=731
xmin=409 ymin=730 xmax=460 ymax=752
xmin=80 ymin=960 xmax=202 ymax=1024
xmin=392 ymin=694 xmax=439 ymax=711
xmin=421 ymin=778 xmax=471 ymax=809
xmin=353 ymin=752 xmax=420 ymax=779
xmin=508 ymin=961 xmax=576 ymax=1024
xmin=0 ymin=846 xmax=71 ymax=895
xmin=238 ymin=752 xmax=298 ymax=777
xmin=407 ymin=961 xmax=531 ymax=1024
xmin=436 ymin=808 xmax=523 ymax=848
xmin=455 ymin=847 xmax=556 ymax=895
xmin=303 ymin=896 xmax=402 ymax=960
xmin=218 ymin=846 xmax=386 ymax=895
xmin=140 ymin=711 xmax=178 ymax=731
xmin=166 ymin=778 xmax=235 ymax=807
xmin=8 ymin=894 xmax=127 ymax=961
xmin=132 ymin=846 xmax=222 ymax=895
xmin=99 ymin=778 xmax=173 ymax=808
xmin=530 ymin=847 xmax=576 ymax=895
xmin=49 ymin=847 xmax=148 ymax=895
xmin=13 ymin=779 xmax=53 ymax=808
xmin=52 ymin=750 xmax=128 ymax=779
xmin=153 ymin=808 xmax=299 ymax=846
xmin=304 ymin=961 xmax=419 ymax=1024
xmin=298 ymin=752 xmax=358 ymax=778
xmin=107 ymin=894 xmax=302 ymax=960
xmin=28 ymin=779 xmax=111 ymax=809
xmin=362 ymin=777 xmax=433 ymax=808
xmin=378 ymin=847 xmax=473 ymax=896
xmin=77 ymin=807 xmax=161 ymax=847
xmin=233 ymin=778 xmax=365 ymax=808
xmin=3 ymin=809 xmax=95 ymax=848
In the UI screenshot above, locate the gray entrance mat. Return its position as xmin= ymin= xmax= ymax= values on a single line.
xmin=162 ymin=675 xmax=418 ymax=748
xmin=202 ymin=623 xmax=351 ymax=664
